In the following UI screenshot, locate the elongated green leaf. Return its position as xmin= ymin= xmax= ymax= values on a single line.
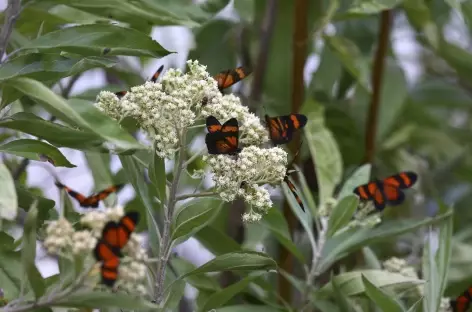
xmin=119 ymin=155 xmax=160 ymax=256
xmin=319 ymin=210 xmax=452 ymax=273
xmin=17 ymin=24 xmax=170 ymax=58
xmin=194 ymin=226 xmax=241 ymax=256
xmin=0 ymin=139 xmax=75 ymax=168
xmin=348 ymin=0 xmax=403 ymax=14
xmin=161 ymin=280 xmax=186 ymax=311
xmin=200 ymin=272 xmax=265 ymax=312
xmin=54 ymin=290 xmax=159 ymax=309
xmin=0 ymin=113 xmax=103 ymax=149
xmin=435 ymin=204 xmax=453 ymax=309
xmin=422 ymin=231 xmax=439 ymax=312
xmin=149 ymin=145 xmax=167 ymax=208
xmin=212 ymin=305 xmax=283 ymax=312
xmin=21 ymin=201 xmax=45 ymax=299
xmin=327 ymin=195 xmax=359 ymax=238
xmin=305 ymin=103 xmax=343 ymax=207
xmin=178 ymin=251 xmax=276 ymax=279
xmin=337 ymin=164 xmax=372 ymax=200
xmin=16 ymin=185 xmax=55 ymax=225
xmin=362 ymin=275 xmax=404 ymax=312
xmin=0 ymin=164 xmax=18 ymax=221
xmin=171 ymin=258 xmax=221 ymax=292
xmin=0 ymin=251 xmax=22 ymax=300
xmin=5 ymin=79 xmax=144 ymax=151
xmin=317 ymin=270 xmax=423 ymax=298
xmin=331 ymin=276 xmax=354 ymax=312
xmin=0 ymin=53 xmax=115 ymax=82
xmin=172 ymin=199 xmax=222 ymax=244
xmin=261 ymin=208 xmax=305 ymax=263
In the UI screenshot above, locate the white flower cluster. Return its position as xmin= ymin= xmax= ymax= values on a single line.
xmin=383 ymin=257 xmax=419 ymax=279
xmin=204 ymin=146 xmax=287 ymax=221
xmin=201 ymin=94 xmax=268 ymax=146
xmin=96 ymin=60 xmax=221 ymax=157
xmin=43 ymin=207 xmax=148 ymax=295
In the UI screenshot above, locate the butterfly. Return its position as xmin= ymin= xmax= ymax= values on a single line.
xmin=353 ymin=171 xmax=418 ymax=211
xmin=55 ymin=182 xmax=124 ymax=208
xmin=94 ymin=211 xmax=139 ymax=286
xmin=214 ymin=66 xmax=252 ymax=92
xmin=205 ymin=116 xmax=241 ymax=155
xmin=283 ymin=143 xmax=305 ymax=211
xmin=202 ymin=66 xmax=252 ymax=106
xmin=450 ymin=286 xmax=472 ymax=312
xmin=115 ymin=65 xmax=164 ymax=98
xmin=265 ymin=114 xmax=308 ymax=146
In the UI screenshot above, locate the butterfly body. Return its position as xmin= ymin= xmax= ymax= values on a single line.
xmin=205 ymin=116 xmax=241 ymax=155
xmin=94 ymin=211 xmax=139 ymax=286
xmin=55 ymin=182 xmax=124 ymax=208
xmin=115 ymin=65 xmax=164 ymax=98
xmin=265 ymin=114 xmax=308 ymax=146
xmin=353 ymin=171 xmax=418 ymax=211
xmin=450 ymin=286 xmax=472 ymax=312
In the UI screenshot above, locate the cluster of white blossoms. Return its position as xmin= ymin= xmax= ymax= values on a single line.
xmin=204 ymin=146 xmax=287 ymax=222
xmin=383 ymin=257 xmax=419 ymax=280
xmin=43 ymin=207 xmax=148 ymax=295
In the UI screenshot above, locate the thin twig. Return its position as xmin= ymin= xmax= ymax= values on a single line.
xmin=154 ymin=130 xmax=187 ymax=303
xmin=364 ymin=11 xmax=392 ymax=164
xmin=0 ymin=0 xmax=21 ymax=64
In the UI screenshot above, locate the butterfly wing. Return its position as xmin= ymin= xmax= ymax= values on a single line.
xmin=383 ymin=171 xmax=418 ymax=189
xmin=55 ymin=182 xmax=89 ymax=207
xmin=86 ymin=184 xmax=125 ymax=208
xmin=265 ymin=114 xmax=308 ymax=145
xmin=206 ymin=115 xmax=222 ymax=134
xmin=353 ymin=181 xmax=386 ymax=211
xmin=284 ymin=176 xmax=305 ymax=211
xmin=150 ymin=65 xmax=164 ymax=83
xmin=214 ymin=66 xmax=252 ymax=91
xmin=205 ymin=117 xmax=240 ymax=155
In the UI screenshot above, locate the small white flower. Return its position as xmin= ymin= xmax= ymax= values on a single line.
xmin=43 ymin=218 xmax=74 ymax=255
xmin=71 ymin=230 xmax=97 ymax=255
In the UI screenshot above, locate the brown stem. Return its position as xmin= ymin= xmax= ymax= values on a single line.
xmin=364 ymin=11 xmax=392 ymax=164
xmin=278 ymin=0 xmax=309 ymax=305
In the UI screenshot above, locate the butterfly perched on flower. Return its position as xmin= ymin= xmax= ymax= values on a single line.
xmin=115 ymin=65 xmax=164 ymax=98
xmin=55 ymin=182 xmax=124 ymax=208
xmin=265 ymin=114 xmax=308 ymax=146
xmin=94 ymin=211 xmax=139 ymax=286
xmin=353 ymin=171 xmax=418 ymax=211
xmin=205 ymin=116 xmax=241 ymax=155
xmin=214 ymin=66 xmax=252 ymax=92
xmin=450 ymin=286 xmax=472 ymax=312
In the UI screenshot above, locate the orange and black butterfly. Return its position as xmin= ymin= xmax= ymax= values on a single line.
xmin=205 ymin=116 xmax=241 ymax=155
xmin=55 ymin=182 xmax=124 ymax=208
xmin=214 ymin=66 xmax=252 ymax=92
xmin=450 ymin=285 xmax=472 ymax=312
xmin=353 ymin=171 xmax=418 ymax=211
xmin=265 ymin=114 xmax=308 ymax=146
xmin=115 ymin=65 xmax=164 ymax=98
xmin=94 ymin=211 xmax=139 ymax=286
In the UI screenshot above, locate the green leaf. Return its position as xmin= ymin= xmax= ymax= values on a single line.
xmin=21 ymin=200 xmax=45 ymax=299
xmin=317 ymin=270 xmax=423 ymax=298
xmin=194 ymin=226 xmax=241 ymax=256
xmin=119 ymin=155 xmax=160 ymax=256
xmin=5 ymin=79 xmax=144 ymax=151
xmin=326 ymin=195 xmax=359 ymax=238
xmin=211 ymin=305 xmax=283 ymax=312
xmin=435 ymin=204 xmax=453 ymax=309
xmin=422 ymin=231 xmax=439 ymax=312
xmin=0 ymin=113 xmax=103 ymax=150
xmin=149 ymin=145 xmax=167 ymax=208
xmin=17 ymin=24 xmax=170 ymax=58
xmin=337 ymin=164 xmax=372 ymax=200
xmin=200 ymin=272 xmax=266 ymax=312
xmin=172 ymin=199 xmax=222 ymax=244
xmin=0 ymin=139 xmax=75 ymax=168
xmin=54 ymin=290 xmax=160 ymax=309
xmin=0 ymin=164 xmax=18 ymax=221
xmin=0 ymin=53 xmax=116 ymax=82
xmin=261 ymin=208 xmax=305 ymax=263
xmin=0 ymin=232 xmax=14 ymax=251
xmin=331 ymin=275 xmax=354 ymax=312
xmin=177 ymin=251 xmax=276 ymax=279
xmin=171 ymin=257 xmax=221 ymax=292
xmin=15 ymin=185 xmax=55 ymax=225
xmin=348 ymin=0 xmax=403 ymax=14
xmin=319 ymin=210 xmax=452 ymax=273
xmin=305 ymin=103 xmax=343 ymax=207
xmin=0 ymin=251 xmax=22 ymax=300
xmin=161 ymin=279 xmax=186 ymax=311
xmin=362 ymin=275 xmax=404 ymax=312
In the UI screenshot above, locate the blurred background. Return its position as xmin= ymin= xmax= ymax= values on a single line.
xmin=2 ymin=0 xmax=472 ymax=307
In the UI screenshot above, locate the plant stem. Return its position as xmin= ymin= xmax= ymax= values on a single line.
xmin=154 ymin=130 xmax=187 ymax=304
xmin=181 ymin=146 xmax=205 ymax=168
xmin=175 ymin=191 xmax=218 ymax=202
xmin=0 ymin=0 xmax=21 ymax=64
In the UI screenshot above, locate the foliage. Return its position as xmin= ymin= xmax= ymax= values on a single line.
xmin=0 ymin=0 xmax=469 ymax=312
